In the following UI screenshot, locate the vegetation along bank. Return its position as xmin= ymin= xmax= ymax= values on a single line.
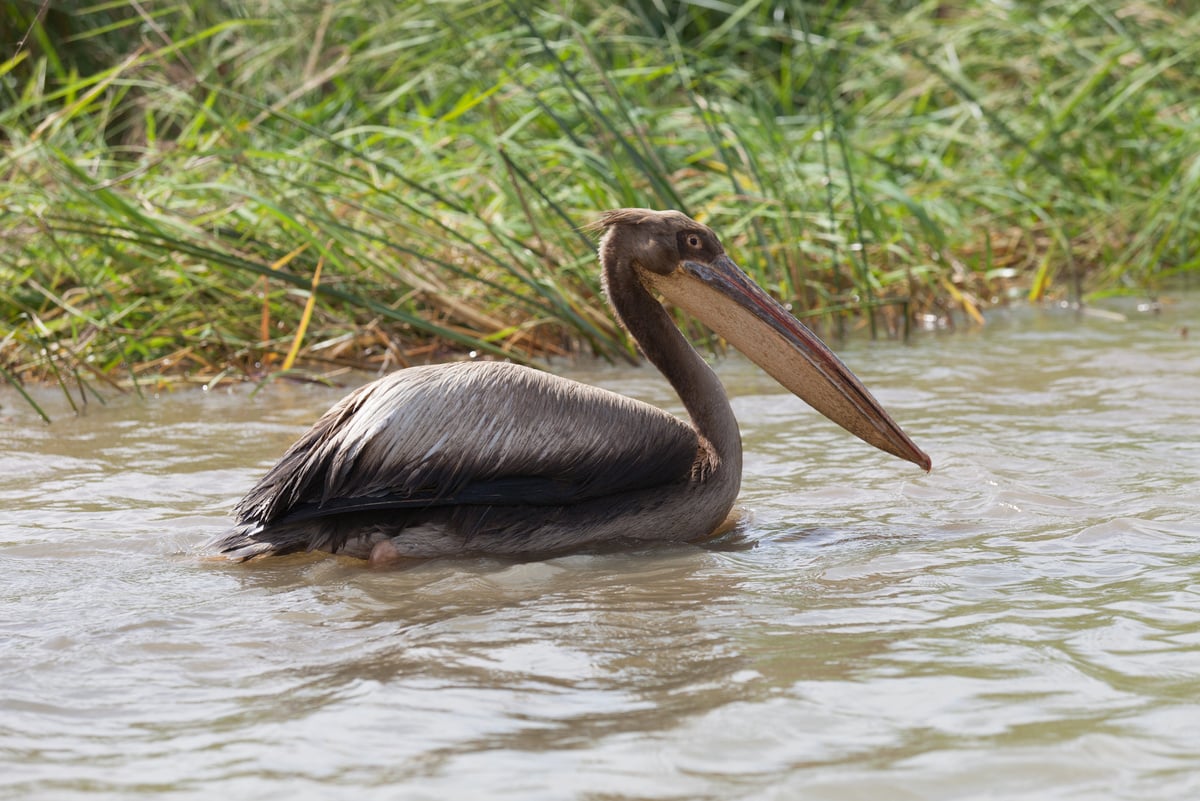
xmin=2 ymin=1 xmax=1197 ymax=418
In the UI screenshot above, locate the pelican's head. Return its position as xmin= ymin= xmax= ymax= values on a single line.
xmin=592 ymin=208 xmax=931 ymax=472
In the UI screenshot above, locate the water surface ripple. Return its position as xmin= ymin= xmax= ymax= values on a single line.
xmin=2 ymin=302 xmax=1199 ymax=800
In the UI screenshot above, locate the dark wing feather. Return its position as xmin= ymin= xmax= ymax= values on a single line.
xmin=232 ymin=361 xmax=700 ymax=529
xmin=267 ymin=475 xmax=603 ymax=526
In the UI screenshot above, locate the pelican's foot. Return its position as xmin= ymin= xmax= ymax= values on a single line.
xmin=369 ymin=539 xmax=404 ymax=567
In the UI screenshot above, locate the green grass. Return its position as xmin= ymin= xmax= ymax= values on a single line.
xmin=3 ymin=0 xmax=1199 ymax=417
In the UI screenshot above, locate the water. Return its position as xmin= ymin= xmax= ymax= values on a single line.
xmin=2 ymin=300 xmax=1199 ymax=800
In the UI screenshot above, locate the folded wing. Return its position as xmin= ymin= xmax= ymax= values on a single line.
xmin=233 ymin=361 xmax=701 ymax=534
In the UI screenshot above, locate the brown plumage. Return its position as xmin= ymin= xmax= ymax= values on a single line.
xmin=211 ymin=209 xmax=929 ymax=564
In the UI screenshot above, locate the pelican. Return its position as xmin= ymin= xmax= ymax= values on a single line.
xmin=212 ymin=209 xmax=930 ymax=564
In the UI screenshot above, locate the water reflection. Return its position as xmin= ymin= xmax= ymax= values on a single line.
xmin=2 ymin=300 xmax=1200 ymax=799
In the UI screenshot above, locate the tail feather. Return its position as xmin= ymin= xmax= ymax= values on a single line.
xmin=206 ymin=521 xmax=306 ymax=562
xmin=207 ymin=513 xmax=391 ymax=561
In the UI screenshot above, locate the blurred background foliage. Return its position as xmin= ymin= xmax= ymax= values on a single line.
xmin=2 ymin=0 xmax=1198 ymax=408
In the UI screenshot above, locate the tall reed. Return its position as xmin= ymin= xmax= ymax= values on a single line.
xmin=3 ymin=0 xmax=1198 ymax=417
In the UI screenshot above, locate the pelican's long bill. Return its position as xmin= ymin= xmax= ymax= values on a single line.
xmin=645 ymin=255 xmax=932 ymax=471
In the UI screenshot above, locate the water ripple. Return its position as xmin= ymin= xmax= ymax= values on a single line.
xmin=3 ymin=303 xmax=1200 ymax=799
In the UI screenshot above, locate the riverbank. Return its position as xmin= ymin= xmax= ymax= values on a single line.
xmin=3 ymin=1 xmax=1198 ymax=412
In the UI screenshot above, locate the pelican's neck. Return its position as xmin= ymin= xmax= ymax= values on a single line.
xmin=603 ymin=257 xmax=743 ymax=479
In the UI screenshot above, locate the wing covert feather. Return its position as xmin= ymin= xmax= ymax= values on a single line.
xmin=234 ymin=362 xmax=699 ymax=524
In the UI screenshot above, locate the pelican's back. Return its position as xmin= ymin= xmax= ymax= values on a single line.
xmin=215 ymin=361 xmax=702 ymax=559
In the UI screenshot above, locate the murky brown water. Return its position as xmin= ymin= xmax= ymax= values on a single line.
xmin=3 ymin=299 xmax=1199 ymax=800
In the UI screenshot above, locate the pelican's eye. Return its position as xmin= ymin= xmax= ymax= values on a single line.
xmin=677 ymin=229 xmax=716 ymax=261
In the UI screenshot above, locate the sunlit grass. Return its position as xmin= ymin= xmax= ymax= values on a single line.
xmin=3 ymin=0 xmax=1198 ymax=417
